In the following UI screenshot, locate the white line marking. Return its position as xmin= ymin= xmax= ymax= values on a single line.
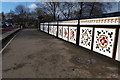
xmin=0 ymin=32 xmax=19 ymax=54
xmin=0 ymin=30 xmax=19 ymax=80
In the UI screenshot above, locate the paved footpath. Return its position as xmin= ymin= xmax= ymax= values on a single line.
xmin=2 ymin=29 xmax=119 ymax=78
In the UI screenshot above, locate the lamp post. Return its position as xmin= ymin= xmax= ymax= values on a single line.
xmin=38 ymin=16 xmax=43 ymax=30
xmin=26 ymin=1 xmax=28 ymax=28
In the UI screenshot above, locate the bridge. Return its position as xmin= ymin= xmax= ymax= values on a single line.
xmin=1 ymin=15 xmax=120 ymax=78
xmin=2 ymin=28 xmax=119 ymax=78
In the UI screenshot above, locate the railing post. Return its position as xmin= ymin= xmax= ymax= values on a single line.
xmin=113 ymin=27 xmax=119 ymax=59
xmin=91 ymin=27 xmax=95 ymax=51
xmin=43 ymin=23 xmax=44 ymax=31
xmin=76 ymin=19 xmax=80 ymax=46
xmin=48 ymin=22 xmax=49 ymax=34
xmin=57 ymin=20 xmax=59 ymax=38
xmin=38 ymin=21 xmax=40 ymax=31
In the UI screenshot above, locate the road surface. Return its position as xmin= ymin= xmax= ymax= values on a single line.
xmin=2 ymin=29 xmax=119 ymax=78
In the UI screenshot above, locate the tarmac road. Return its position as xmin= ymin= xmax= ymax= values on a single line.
xmin=2 ymin=29 xmax=119 ymax=78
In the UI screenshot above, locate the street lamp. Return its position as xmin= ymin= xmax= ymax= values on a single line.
xmin=26 ymin=2 xmax=28 ymax=28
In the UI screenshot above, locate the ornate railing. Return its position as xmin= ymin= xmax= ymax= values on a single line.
xmin=39 ymin=16 xmax=120 ymax=62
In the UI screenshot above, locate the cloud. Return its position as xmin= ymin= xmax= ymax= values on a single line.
xmin=28 ymin=4 xmax=38 ymax=9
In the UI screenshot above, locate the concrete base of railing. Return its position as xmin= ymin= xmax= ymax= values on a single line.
xmin=0 ymin=28 xmax=20 ymax=41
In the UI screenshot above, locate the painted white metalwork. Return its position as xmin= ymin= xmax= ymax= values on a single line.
xmin=62 ymin=26 xmax=69 ymax=41
xmin=79 ymin=27 xmax=93 ymax=50
xmin=58 ymin=26 xmax=63 ymax=38
xmin=93 ymin=28 xmax=116 ymax=58
xmin=80 ymin=17 xmax=119 ymax=25
xmin=68 ymin=27 xmax=77 ymax=44
xmin=59 ymin=20 xmax=78 ymax=25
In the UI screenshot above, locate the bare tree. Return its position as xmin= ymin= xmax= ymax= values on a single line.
xmin=43 ymin=2 xmax=58 ymax=20
xmin=58 ymin=2 xmax=74 ymax=19
xmin=15 ymin=5 xmax=27 ymax=27
xmin=15 ymin=5 xmax=26 ymax=15
xmin=89 ymin=2 xmax=95 ymax=17
xmin=78 ymin=2 xmax=83 ymax=18
xmin=82 ymin=2 xmax=112 ymax=17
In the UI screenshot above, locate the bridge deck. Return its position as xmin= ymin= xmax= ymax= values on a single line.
xmin=2 ymin=29 xmax=119 ymax=78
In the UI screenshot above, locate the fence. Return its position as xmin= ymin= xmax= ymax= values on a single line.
xmin=39 ymin=16 xmax=120 ymax=62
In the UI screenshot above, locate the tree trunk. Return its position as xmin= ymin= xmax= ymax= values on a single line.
xmin=79 ymin=2 xmax=83 ymax=18
xmin=89 ymin=2 xmax=95 ymax=17
xmin=53 ymin=3 xmax=56 ymax=20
